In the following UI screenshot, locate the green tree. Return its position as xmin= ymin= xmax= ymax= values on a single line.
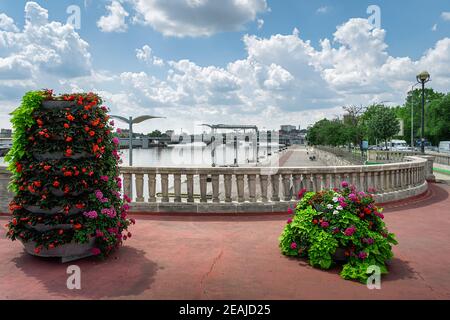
xmin=367 ymin=105 xmax=400 ymax=150
xmin=148 ymin=130 xmax=162 ymax=137
xmin=426 ymin=93 xmax=450 ymax=145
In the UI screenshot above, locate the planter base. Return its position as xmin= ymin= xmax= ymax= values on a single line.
xmin=21 ymin=238 xmax=96 ymax=263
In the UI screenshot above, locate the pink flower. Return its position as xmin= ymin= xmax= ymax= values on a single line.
xmin=91 ymin=248 xmax=101 ymax=255
xmin=287 ymin=218 xmax=293 ymax=224
xmin=320 ymin=221 xmax=329 ymax=228
xmin=83 ymin=210 xmax=98 ymax=219
xmin=112 ymin=137 xmax=119 ymax=145
xmin=122 ymin=204 xmax=130 ymax=211
xmin=341 ymin=181 xmax=349 ymax=188
xmin=287 ymin=207 xmax=293 ymax=215
xmin=100 ymin=175 xmax=109 ymax=182
xmin=297 ymin=188 xmax=307 ymax=199
xmin=123 ymin=194 xmax=131 ymax=203
xmin=94 ymin=190 xmax=103 ymax=200
xmin=358 ymin=251 xmax=368 ymax=259
xmin=95 ymin=230 xmax=104 ymax=237
xmin=290 ymin=242 xmax=297 ymax=249
xmin=109 ymin=120 xmax=114 ymax=126
xmin=116 ymin=128 xmax=122 ymax=134
xmin=344 ymin=226 xmax=356 ymax=236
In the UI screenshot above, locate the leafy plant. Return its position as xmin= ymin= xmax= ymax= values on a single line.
xmin=279 ymin=182 xmax=398 ymax=283
xmin=5 ymin=90 xmax=134 ymax=258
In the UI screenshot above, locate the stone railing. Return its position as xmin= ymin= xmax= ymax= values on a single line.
xmin=368 ymin=150 xmax=422 ymax=163
xmin=0 ymin=155 xmax=432 ymax=214
xmin=119 ymin=155 xmax=430 ymax=213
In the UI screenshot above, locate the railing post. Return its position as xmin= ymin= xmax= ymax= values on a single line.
xmin=123 ymin=173 xmax=132 ymax=199
xmin=187 ymin=174 xmax=194 ymax=203
xmin=248 ymin=174 xmax=257 ymax=202
xmin=271 ymin=174 xmax=280 ymax=201
xmin=135 ymin=173 xmax=144 ymax=202
xmin=174 ymin=173 xmax=182 ymax=202
xmin=200 ymin=174 xmax=208 ymax=203
xmin=212 ymin=174 xmax=220 ymax=203
xmin=148 ymin=173 xmax=156 ymax=202
xmin=282 ymin=173 xmax=291 ymax=201
xmin=161 ymin=173 xmax=169 ymax=202
xmin=260 ymin=175 xmax=268 ymax=202
xmin=236 ymin=174 xmax=245 ymax=202
xmin=224 ymin=174 xmax=232 ymax=203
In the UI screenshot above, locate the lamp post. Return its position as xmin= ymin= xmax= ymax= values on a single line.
xmin=416 ymin=71 xmax=431 ymax=154
xmin=110 ymin=115 xmax=165 ymax=166
xmin=410 ymin=83 xmax=420 ymax=150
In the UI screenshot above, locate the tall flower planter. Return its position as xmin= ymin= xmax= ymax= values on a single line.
xmin=5 ymin=90 xmax=134 ymax=262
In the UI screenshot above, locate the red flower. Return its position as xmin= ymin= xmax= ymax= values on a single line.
xmin=65 ymin=136 xmax=73 ymax=142
xmin=64 ymin=123 xmax=70 ymax=129
xmin=43 ymin=165 xmax=51 ymax=170
xmin=66 ymin=114 xmax=75 ymax=121
xmin=33 ymin=181 xmax=41 ymax=188
xmin=58 ymin=229 xmax=64 ymax=235
xmin=64 ymin=171 xmax=73 ymax=177
xmin=73 ymin=223 xmax=82 ymax=230
xmin=65 ymin=148 xmax=73 ymax=157
xmin=53 ymin=181 xmax=60 ymax=188
xmin=16 ymin=163 xmax=22 ymax=173
xmin=36 ymin=119 xmax=44 ymax=127
xmin=89 ymin=131 xmax=95 ymax=137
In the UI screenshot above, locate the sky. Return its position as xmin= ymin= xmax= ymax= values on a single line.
xmin=0 ymin=0 xmax=449 ymax=134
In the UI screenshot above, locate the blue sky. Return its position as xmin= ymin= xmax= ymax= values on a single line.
xmin=0 ymin=0 xmax=449 ymax=133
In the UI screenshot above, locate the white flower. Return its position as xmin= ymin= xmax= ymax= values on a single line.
xmin=333 ymin=210 xmax=339 ymax=215
xmin=327 ymin=204 xmax=334 ymax=209
xmin=336 ymin=205 xmax=343 ymax=211
xmin=332 ymin=197 xmax=338 ymax=203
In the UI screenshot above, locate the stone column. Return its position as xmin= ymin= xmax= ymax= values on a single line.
xmin=135 ymin=173 xmax=144 ymax=202
xmin=211 ymin=174 xmax=220 ymax=203
xmin=248 ymin=174 xmax=256 ymax=203
xmin=271 ymin=174 xmax=280 ymax=201
xmin=199 ymin=174 xmax=207 ymax=203
xmin=224 ymin=174 xmax=232 ymax=203
xmin=148 ymin=173 xmax=156 ymax=202
xmin=187 ymin=174 xmax=194 ymax=203
xmin=161 ymin=173 xmax=169 ymax=202
xmin=174 ymin=173 xmax=181 ymax=202
xmin=419 ymin=155 xmax=436 ymax=182
xmin=259 ymin=175 xmax=268 ymax=202
xmin=236 ymin=174 xmax=245 ymax=202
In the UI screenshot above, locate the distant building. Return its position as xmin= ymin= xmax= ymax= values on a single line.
xmin=279 ymin=125 xmax=305 ymax=145
xmin=280 ymin=125 xmax=297 ymax=132
xmin=0 ymin=129 xmax=12 ymax=138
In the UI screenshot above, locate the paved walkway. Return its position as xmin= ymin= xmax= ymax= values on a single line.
xmin=1 ymin=182 xmax=449 ymax=299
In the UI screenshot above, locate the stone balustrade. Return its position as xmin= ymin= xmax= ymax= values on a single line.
xmin=0 ymin=155 xmax=431 ymax=214
xmin=120 ymin=155 xmax=429 ymax=213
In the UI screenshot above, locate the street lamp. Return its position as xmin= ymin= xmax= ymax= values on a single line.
xmin=410 ymin=83 xmax=420 ymax=150
xmin=111 ymin=115 xmax=165 ymax=166
xmin=416 ymin=71 xmax=431 ymax=153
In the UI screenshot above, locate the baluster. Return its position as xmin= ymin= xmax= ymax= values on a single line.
xmin=379 ymin=170 xmax=385 ymax=193
xmin=271 ymin=174 xmax=280 ymax=201
xmin=236 ymin=174 xmax=245 ymax=202
xmin=248 ymin=174 xmax=256 ymax=203
xmin=199 ymin=174 xmax=207 ymax=203
xmin=187 ymin=174 xmax=194 ymax=203
xmin=161 ymin=173 xmax=169 ymax=202
xmin=135 ymin=173 xmax=144 ymax=202
xmin=293 ymin=174 xmax=302 ymax=196
xmin=260 ymin=175 xmax=268 ymax=202
xmin=174 ymin=173 xmax=182 ymax=202
xmin=148 ymin=173 xmax=156 ymax=202
xmin=282 ymin=174 xmax=291 ymax=201
xmin=224 ymin=174 xmax=232 ymax=203
xmin=212 ymin=174 xmax=220 ymax=203
xmin=123 ymin=173 xmax=132 ymax=199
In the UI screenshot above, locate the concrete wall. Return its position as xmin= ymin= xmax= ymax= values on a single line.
xmin=0 ymin=166 xmax=13 ymax=213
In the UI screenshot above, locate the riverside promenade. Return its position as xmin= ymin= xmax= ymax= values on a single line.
xmin=1 ymin=148 xmax=450 ymax=299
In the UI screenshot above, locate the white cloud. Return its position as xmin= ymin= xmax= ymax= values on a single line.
xmin=97 ymin=1 xmax=129 ymax=33
xmin=136 ymin=45 xmax=165 ymax=66
xmin=316 ymin=6 xmax=329 ymax=14
xmin=257 ymin=19 xmax=264 ymax=30
xmin=442 ymin=12 xmax=450 ymax=21
xmin=130 ymin=0 xmax=268 ymax=37
xmin=0 ymin=13 xmax=19 ymax=32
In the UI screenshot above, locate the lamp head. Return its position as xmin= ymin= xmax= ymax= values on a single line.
xmin=416 ymin=71 xmax=430 ymax=83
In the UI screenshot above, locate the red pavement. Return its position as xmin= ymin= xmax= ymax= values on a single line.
xmin=1 ymin=183 xmax=450 ymax=299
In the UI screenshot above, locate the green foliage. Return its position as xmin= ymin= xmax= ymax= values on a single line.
xmin=279 ymin=185 xmax=397 ymax=283
xmin=5 ymin=91 xmax=45 ymax=183
xmin=366 ymin=105 xmax=400 ymax=148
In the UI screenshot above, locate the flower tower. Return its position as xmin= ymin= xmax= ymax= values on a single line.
xmin=5 ymin=90 xmax=134 ymax=262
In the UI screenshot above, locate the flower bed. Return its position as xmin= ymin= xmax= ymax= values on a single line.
xmin=279 ymin=181 xmax=398 ymax=283
xmin=5 ymin=90 xmax=134 ymax=260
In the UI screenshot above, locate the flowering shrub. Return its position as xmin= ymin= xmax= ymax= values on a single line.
xmin=279 ymin=182 xmax=398 ymax=283
xmin=5 ymin=90 xmax=134 ymax=258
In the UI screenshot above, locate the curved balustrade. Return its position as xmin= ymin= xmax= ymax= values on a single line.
xmin=0 ymin=155 xmax=431 ymax=214
xmin=119 ymin=155 xmax=429 ymax=213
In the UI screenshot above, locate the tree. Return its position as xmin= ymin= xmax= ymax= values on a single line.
xmin=426 ymin=93 xmax=450 ymax=145
xmin=342 ymin=105 xmax=366 ymax=151
xmin=148 ymin=130 xmax=162 ymax=137
xmin=366 ymin=105 xmax=400 ymax=150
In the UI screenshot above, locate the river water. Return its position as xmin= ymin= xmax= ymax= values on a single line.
xmin=0 ymin=142 xmax=280 ymax=167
